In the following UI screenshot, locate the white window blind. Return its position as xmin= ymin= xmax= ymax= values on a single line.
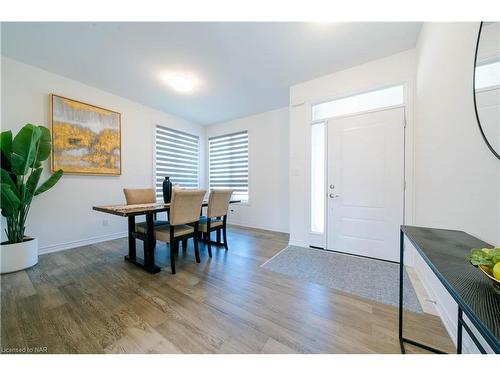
xmin=155 ymin=125 xmax=199 ymax=199
xmin=209 ymin=131 xmax=249 ymax=202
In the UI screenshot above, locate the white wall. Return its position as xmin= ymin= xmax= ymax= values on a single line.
xmin=205 ymin=108 xmax=289 ymax=233
xmin=415 ymin=23 xmax=500 ymax=245
xmin=1 ymin=56 xmax=205 ymax=253
xmin=411 ymin=22 xmax=499 ymax=353
xmin=289 ymin=49 xmax=417 ymax=247
xmin=287 ymin=24 xmax=499 ymax=352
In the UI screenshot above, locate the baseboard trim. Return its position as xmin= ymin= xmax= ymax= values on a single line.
xmin=38 ymin=231 xmax=128 ymax=255
xmin=38 ymin=223 xmax=288 ymax=256
xmin=227 ymin=221 xmax=289 ymax=235
xmin=288 ymin=239 xmax=308 ymax=248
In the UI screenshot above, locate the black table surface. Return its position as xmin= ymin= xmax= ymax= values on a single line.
xmin=401 ymin=225 xmax=500 ymax=351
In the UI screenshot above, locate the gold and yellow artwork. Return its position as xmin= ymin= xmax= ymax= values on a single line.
xmin=50 ymin=95 xmax=121 ymax=175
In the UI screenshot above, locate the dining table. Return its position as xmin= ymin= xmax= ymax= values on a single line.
xmin=93 ymin=199 xmax=240 ymax=273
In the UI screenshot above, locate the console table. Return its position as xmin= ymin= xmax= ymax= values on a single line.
xmin=399 ymin=226 xmax=500 ymax=354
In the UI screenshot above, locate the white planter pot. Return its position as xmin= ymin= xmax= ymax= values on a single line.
xmin=1 ymin=237 xmax=38 ymax=274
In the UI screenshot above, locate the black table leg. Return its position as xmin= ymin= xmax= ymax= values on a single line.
xmin=124 ymin=214 xmax=160 ymax=274
xmin=126 ymin=216 xmax=136 ymax=260
xmin=457 ymin=307 xmax=488 ymax=353
xmin=457 ymin=307 xmax=463 ymax=354
xmin=144 ymin=213 xmax=160 ymax=273
xmin=399 ymin=228 xmax=405 ymax=354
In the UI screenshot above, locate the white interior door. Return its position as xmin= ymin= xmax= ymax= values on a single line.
xmin=326 ymin=107 xmax=405 ymax=262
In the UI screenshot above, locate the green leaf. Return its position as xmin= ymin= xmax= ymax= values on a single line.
xmin=25 ymin=167 xmax=43 ymax=203
xmin=0 ymin=130 xmax=13 ymax=171
xmin=36 ymin=126 xmax=52 ymax=162
xmin=467 ymin=248 xmax=496 ymax=267
xmin=492 ymin=249 xmax=500 ymax=265
xmin=1 ymin=130 xmax=13 ymax=155
xmin=11 ymin=124 xmax=41 ymax=175
xmin=35 ymin=169 xmax=63 ymax=196
xmin=0 ymin=183 xmax=21 ymax=217
xmin=0 ymin=168 xmax=19 ymax=198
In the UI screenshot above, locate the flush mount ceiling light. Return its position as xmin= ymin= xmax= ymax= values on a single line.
xmin=311 ymin=21 xmax=336 ymax=26
xmin=160 ymin=71 xmax=200 ymax=93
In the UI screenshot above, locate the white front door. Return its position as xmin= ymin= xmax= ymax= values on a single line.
xmin=326 ymin=107 xmax=405 ymax=262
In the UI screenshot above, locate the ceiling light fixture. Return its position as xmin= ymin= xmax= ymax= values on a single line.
xmin=160 ymin=71 xmax=200 ymax=93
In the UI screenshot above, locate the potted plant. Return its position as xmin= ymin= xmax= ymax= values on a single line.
xmin=1 ymin=124 xmax=63 ymax=274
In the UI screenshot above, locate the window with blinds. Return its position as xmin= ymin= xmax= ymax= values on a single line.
xmin=155 ymin=125 xmax=199 ymax=199
xmin=209 ymin=131 xmax=249 ymax=202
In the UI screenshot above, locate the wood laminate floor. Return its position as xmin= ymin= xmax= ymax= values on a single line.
xmin=0 ymin=226 xmax=455 ymax=354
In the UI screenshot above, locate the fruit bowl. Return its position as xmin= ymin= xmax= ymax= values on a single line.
xmin=479 ymin=265 xmax=500 ymax=292
xmin=467 ymin=247 xmax=500 ymax=293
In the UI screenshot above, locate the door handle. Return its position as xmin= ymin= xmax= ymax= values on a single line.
xmin=329 ymin=194 xmax=339 ymax=198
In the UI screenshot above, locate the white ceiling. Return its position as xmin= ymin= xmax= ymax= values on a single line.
xmin=1 ymin=22 xmax=421 ymax=125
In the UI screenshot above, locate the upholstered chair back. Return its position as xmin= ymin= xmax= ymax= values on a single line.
xmin=207 ymin=189 xmax=233 ymax=218
xmin=169 ymin=189 xmax=206 ymax=225
xmin=123 ymin=188 xmax=156 ymax=205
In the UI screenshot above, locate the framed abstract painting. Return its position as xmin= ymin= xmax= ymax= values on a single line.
xmin=50 ymin=94 xmax=121 ymax=175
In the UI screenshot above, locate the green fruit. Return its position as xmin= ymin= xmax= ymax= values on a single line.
xmin=493 ymin=262 xmax=500 ymax=281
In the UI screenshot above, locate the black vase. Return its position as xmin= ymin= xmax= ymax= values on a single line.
xmin=162 ymin=176 xmax=173 ymax=203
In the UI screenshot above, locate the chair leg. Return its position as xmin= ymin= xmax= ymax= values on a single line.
xmin=194 ymin=236 xmax=201 ymax=263
xmin=169 ymin=243 xmax=176 ymax=274
xmin=223 ymin=225 xmax=228 ymax=250
xmin=207 ymin=231 xmax=212 ymax=258
xmin=216 ymin=229 xmax=221 ymax=245
xmin=182 ymin=239 xmax=187 ymax=252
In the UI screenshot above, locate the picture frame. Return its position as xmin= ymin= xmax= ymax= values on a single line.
xmin=50 ymin=94 xmax=122 ymax=176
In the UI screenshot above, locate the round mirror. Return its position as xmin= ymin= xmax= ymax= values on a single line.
xmin=474 ymin=22 xmax=500 ymax=160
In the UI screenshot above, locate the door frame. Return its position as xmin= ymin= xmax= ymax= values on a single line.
xmin=306 ymin=80 xmax=415 ymax=250
xmin=324 ymin=105 xmax=407 ymax=260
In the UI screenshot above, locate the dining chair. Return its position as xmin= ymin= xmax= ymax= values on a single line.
xmin=154 ymin=188 xmax=206 ymax=274
xmin=197 ymin=189 xmax=233 ymax=257
xmin=123 ymin=188 xmax=168 ymax=234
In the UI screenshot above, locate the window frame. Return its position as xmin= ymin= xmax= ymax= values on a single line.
xmin=310 ymin=121 xmax=326 ymax=234
xmin=311 ymin=84 xmax=405 ymax=122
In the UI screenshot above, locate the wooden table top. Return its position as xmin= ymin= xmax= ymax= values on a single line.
xmin=93 ymin=200 xmax=241 ymax=217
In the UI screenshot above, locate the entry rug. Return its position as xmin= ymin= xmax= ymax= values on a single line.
xmin=261 ymin=245 xmax=423 ymax=314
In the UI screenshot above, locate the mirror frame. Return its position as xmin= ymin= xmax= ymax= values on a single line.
xmin=473 ymin=21 xmax=500 ymax=160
